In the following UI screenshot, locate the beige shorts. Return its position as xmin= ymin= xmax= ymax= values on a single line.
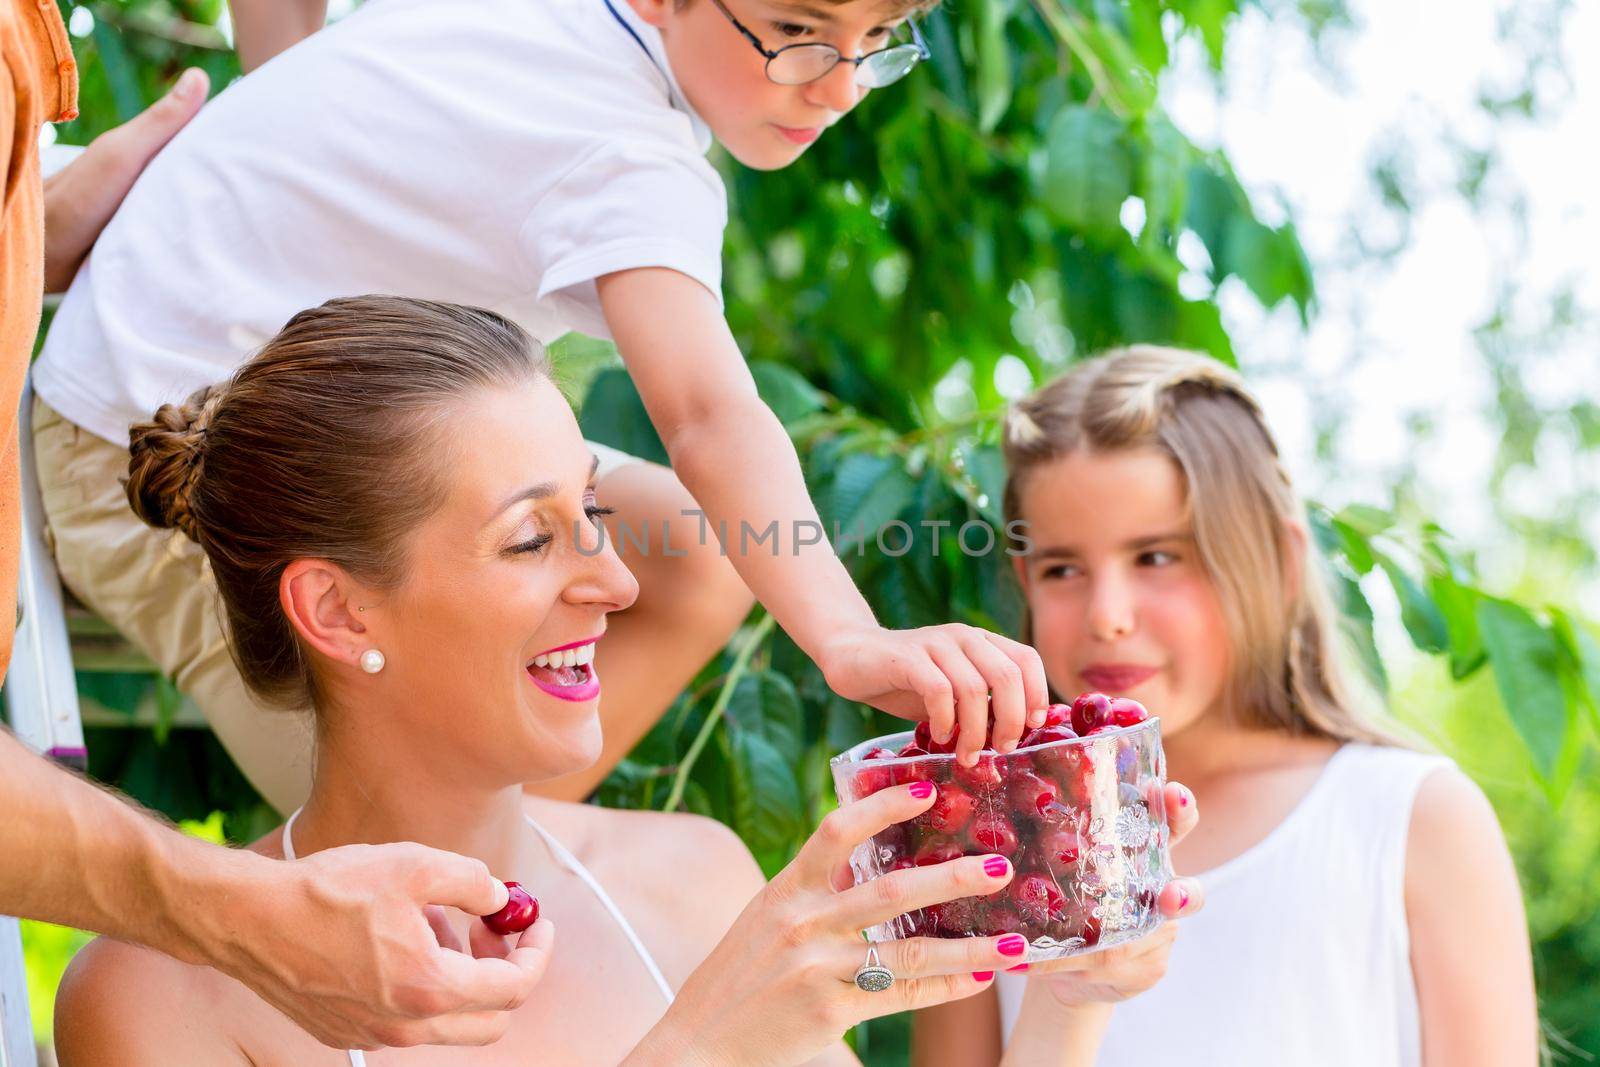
xmin=31 ymin=395 xmax=641 ymax=813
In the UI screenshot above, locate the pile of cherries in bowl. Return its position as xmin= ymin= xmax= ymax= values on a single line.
xmin=830 ymin=694 xmax=1174 ymax=963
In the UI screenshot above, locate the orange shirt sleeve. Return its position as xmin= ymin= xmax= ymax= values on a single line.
xmin=1 ymin=0 xmax=77 ymax=679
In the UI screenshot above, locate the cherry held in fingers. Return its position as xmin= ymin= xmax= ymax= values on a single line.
xmin=481 ymin=881 xmax=540 ymax=935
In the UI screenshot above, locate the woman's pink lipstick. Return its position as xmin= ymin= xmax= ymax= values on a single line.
xmin=528 ymin=669 xmax=600 ymax=702
xmin=526 ymin=635 xmax=603 ymax=701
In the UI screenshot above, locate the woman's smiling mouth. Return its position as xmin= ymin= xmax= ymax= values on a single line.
xmin=527 ymin=637 xmax=601 ymax=701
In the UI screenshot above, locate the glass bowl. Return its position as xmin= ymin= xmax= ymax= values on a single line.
xmin=829 ymin=715 xmax=1173 ymax=963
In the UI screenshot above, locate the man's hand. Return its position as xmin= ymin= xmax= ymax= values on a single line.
xmin=191 ymin=843 xmax=553 ymax=1050
xmin=43 ymin=67 xmax=209 ymax=293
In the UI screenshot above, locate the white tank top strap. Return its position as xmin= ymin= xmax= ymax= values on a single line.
xmin=278 ymin=808 xmax=674 ymax=1067
xmin=522 ymin=812 xmax=676 ymax=1004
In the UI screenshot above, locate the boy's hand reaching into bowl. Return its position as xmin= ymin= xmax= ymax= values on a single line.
xmin=816 ymin=624 xmax=1050 ymax=765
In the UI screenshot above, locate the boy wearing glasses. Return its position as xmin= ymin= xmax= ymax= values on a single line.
xmin=32 ymin=0 xmax=1046 ymax=813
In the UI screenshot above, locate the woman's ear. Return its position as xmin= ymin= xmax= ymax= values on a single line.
xmin=279 ymin=559 xmax=375 ymax=672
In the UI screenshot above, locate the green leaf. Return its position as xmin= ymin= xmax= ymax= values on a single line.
xmin=1329 ymin=519 xmax=1375 ymax=575
xmin=750 ymin=360 xmax=826 ymax=426
xmin=824 ymin=452 xmax=917 ymax=552
xmin=1476 ymin=598 xmax=1572 ymax=778
xmin=1335 ymin=503 xmax=1395 ymax=539
xmin=1376 ymin=556 xmax=1449 ymax=654
xmin=1332 ymin=571 xmax=1386 ymax=692
xmin=728 ymin=670 xmax=805 ymax=766
xmin=957 ymin=442 xmax=1007 ymax=527
xmin=1137 ymin=116 xmax=1191 ymax=239
xmin=90 ymin=22 xmax=144 ymax=122
xmin=1426 ymin=572 xmax=1486 ymax=679
xmin=1041 ymin=105 xmax=1134 ymax=239
xmin=1550 ymin=609 xmax=1600 ymax=741
xmin=974 ymin=0 xmax=1013 ymax=132
xmin=729 ymin=732 xmax=804 ymax=862
xmin=577 ymin=368 xmax=669 ymax=465
xmin=153 ymin=676 xmax=183 ymax=746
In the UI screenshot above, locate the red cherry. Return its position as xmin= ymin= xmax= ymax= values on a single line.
xmin=1086 ymin=724 xmax=1118 ymax=736
xmin=913 ymin=835 xmax=964 ymax=866
xmin=1007 ymin=770 xmax=1062 ymax=820
xmin=1040 ymin=703 xmax=1072 ymax=729
xmin=1023 ymin=724 xmax=1080 ymax=777
xmin=893 ymin=742 xmax=934 ymax=784
xmin=853 ymin=747 xmax=898 ymax=797
xmin=953 ymin=750 xmax=1006 ymax=791
xmin=1009 ymin=874 xmax=1067 ymax=925
xmin=921 ymin=783 xmax=976 ymax=834
xmin=914 ymin=721 xmax=960 ymax=755
xmin=968 ymin=812 xmax=1020 ymax=856
xmin=925 ymin=895 xmax=985 ymax=937
xmin=1071 ymin=692 xmax=1113 ymax=734
xmin=1038 ymin=827 xmax=1082 ymax=867
xmin=481 ymin=881 xmax=540 ymax=935
xmin=1108 ymin=697 xmax=1149 ymax=727
xmin=984 ymin=904 xmax=1025 ymax=936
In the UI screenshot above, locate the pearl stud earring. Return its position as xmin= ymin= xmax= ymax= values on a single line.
xmin=360 ymin=649 xmax=386 ymax=674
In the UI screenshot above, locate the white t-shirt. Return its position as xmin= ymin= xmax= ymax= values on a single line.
xmin=996 ymin=743 xmax=1453 ymax=1067
xmin=35 ymin=0 xmax=727 ymax=446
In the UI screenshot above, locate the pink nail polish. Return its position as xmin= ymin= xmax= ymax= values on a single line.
xmin=983 ymin=856 xmax=1010 ymax=878
xmin=909 ymin=780 xmax=934 ymax=800
xmin=972 ymin=971 xmax=994 ymax=982
xmin=1006 ymin=963 xmax=1030 ymax=973
xmin=997 ymin=934 xmax=1026 ymax=957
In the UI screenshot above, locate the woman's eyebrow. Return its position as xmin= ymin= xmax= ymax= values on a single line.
xmin=493 ymin=456 xmax=600 ymax=518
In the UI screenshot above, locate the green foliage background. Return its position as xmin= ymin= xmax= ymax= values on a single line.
xmin=16 ymin=0 xmax=1599 ymax=1061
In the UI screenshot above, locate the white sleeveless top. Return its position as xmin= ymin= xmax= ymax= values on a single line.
xmin=997 ymin=743 xmax=1452 ymax=1066
xmin=280 ymin=809 xmax=676 ymax=1067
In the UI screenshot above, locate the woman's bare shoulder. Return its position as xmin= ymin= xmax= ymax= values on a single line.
xmin=527 ymin=798 xmax=766 ymax=967
xmin=54 ymin=935 xmax=252 ymax=1066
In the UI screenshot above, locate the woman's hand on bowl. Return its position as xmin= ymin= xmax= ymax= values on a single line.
xmin=631 ymin=782 xmax=1033 ymax=1067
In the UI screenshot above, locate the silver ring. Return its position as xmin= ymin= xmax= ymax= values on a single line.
xmin=853 ymin=945 xmax=895 ymax=992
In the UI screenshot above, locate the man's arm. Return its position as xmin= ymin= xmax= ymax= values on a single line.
xmin=597 ymin=267 xmax=1050 ymax=761
xmin=0 ymin=729 xmax=550 ymax=1048
xmin=227 ymin=0 xmax=328 ymax=74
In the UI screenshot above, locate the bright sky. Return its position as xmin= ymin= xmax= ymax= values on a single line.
xmin=1164 ymin=0 xmax=1598 ymax=591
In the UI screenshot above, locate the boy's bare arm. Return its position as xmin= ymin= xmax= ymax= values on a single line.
xmin=227 ymin=0 xmax=328 ymax=73
xmin=597 ymin=267 xmax=1050 ymax=757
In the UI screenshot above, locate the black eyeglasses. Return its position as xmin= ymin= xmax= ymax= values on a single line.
xmin=708 ymin=0 xmax=930 ymax=88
